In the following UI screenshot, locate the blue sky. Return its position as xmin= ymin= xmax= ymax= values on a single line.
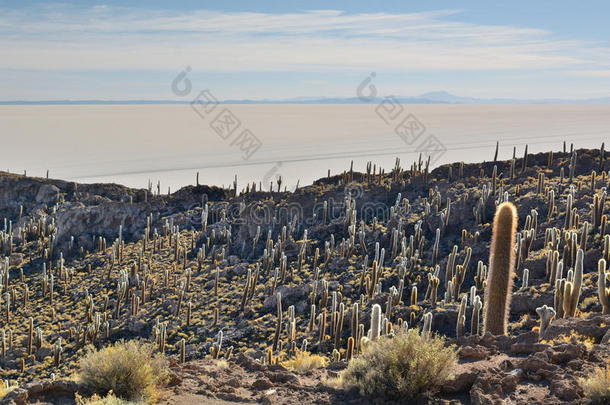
xmin=2 ymin=0 xmax=610 ymax=100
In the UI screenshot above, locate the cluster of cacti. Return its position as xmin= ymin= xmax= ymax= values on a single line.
xmin=0 ymin=145 xmax=607 ymax=386
xmin=562 ymin=249 xmax=584 ymax=318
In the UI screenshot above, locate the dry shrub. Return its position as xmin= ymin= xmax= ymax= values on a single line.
xmin=75 ymin=392 xmax=148 ymax=405
xmin=0 ymin=384 xmax=17 ymax=399
xmin=580 ymin=362 xmax=610 ymax=404
xmin=337 ymin=329 xmax=457 ymax=400
xmin=281 ymin=350 xmax=329 ymax=373
xmin=215 ymin=359 xmax=230 ymax=369
xmin=78 ymin=340 xmax=168 ymax=401
xmin=541 ymin=331 xmax=595 ymax=350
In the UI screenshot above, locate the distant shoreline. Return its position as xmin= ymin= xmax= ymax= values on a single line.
xmin=3 ymin=97 xmax=610 ymax=106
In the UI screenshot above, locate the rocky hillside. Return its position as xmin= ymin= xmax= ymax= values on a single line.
xmin=0 ymin=146 xmax=608 ymax=404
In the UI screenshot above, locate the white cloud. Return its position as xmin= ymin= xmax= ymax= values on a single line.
xmin=0 ymin=5 xmax=609 ymax=73
xmin=565 ymin=70 xmax=610 ymax=77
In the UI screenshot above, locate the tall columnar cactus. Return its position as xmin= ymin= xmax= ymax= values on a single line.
xmin=346 ymin=336 xmax=355 ymax=361
xmin=456 ymin=295 xmax=467 ymax=338
xmin=432 ymin=228 xmax=440 ymax=265
xmin=180 ymin=338 xmax=186 ymax=364
xmin=272 ymin=292 xmax=283 ymax=351
xmin=521 ymin=268 xmax=529 ymax=290
xmin=370 ymin=304 xmax=382 ymax=341
xmin=410 ymin=286 xmax=418 ymax=306
xmin=27 ymin=317 xmax=34 ymax=355
xmin=428 ymin=275 xmax=440 ymax=304
xmin=53 ymin=338 xmax=62 ymax=367
xmin=422 ymin=312 xmax=433 ymax=338
xmin=554 ymin=278 xmax=566 ymax=318
xmin=562 ymin=249 xmax=584 ymax=318
xmin=598 ymin=259 xmax=610 ymax=314
xmin=471 ymin=295 xmax=482 ymax=336
xmin=483 ymin=202 xmax=518 ymax=335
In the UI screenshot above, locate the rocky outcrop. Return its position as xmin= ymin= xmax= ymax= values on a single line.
xmin=0 ymin=380 xmax=81 ymax=405
xmin=0 ymin=171 xmax=231 ymax=255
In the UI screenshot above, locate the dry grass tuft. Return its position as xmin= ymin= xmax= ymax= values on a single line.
xmin=78 ymin=340 xmax=168 ymax=402
xmin=335 ymin=329 xmax=457 ymax=400
xmin=0 ymin=384 xmax=17 ymax=399
xmin=215 ymin=359 xmax=230 ymax=369
xmin=580 ymin=362 xmax=610 ymax=404
xmin=281 ymin=350 xmax=329 ymax=373
xmin=541 ymin=331 xmax=595 ymax=350
xmin=75 ymin=392 xmax=149 ymax=405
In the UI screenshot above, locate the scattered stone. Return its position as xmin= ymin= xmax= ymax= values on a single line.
xmin=252 ymin=378 xmax=274 ymax=390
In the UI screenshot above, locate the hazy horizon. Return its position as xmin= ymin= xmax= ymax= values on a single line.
xmin=4 ymin=92 xmax=610 ymax=104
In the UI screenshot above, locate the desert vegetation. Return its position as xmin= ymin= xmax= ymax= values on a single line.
xmin=0 ymin=144 xmax=608 ymax=404
xmin=580 ymin=361 xmax=610 ymax=404
xmin=336 ymin=329 xmax=457 ymax=399
xmin=75 ymin=392 xmax=149 ymax=405
xmin=77 ymin=340 xmax=168 ymax=401
xmin=280 ymin=349 xmax=328 ymax=373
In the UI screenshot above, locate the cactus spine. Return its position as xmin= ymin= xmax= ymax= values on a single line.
xmin=483 ymin=202 xmax=518 ymax=335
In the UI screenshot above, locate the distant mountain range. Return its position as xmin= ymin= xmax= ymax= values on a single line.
xmin=3 ymin=91 xmax=610 ymax=105
xmin=412 ymin=91 xmax=610 ymax=104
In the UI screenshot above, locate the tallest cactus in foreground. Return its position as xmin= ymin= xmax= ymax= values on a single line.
xmin=483 ymin=202 xmax=518 ymax=335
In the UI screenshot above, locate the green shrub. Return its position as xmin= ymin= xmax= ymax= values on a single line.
xmin=78 ymin=340 xmax=169 ymax=401
xmin=337 ymin=329 xmax=457 ymax=400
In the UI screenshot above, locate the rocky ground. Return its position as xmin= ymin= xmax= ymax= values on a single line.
xmin=0 ymin=146 xmax=608 ymax=404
